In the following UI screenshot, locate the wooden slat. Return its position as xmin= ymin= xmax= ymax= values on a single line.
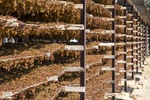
xmin=127 ymin=21 xmax=133 ymax=24
xmin=126 ymin=42 xmax=133 ymax=44
xmin=65 ymin=67 xmax=84 ymax=72
xmin=127 ymin=63 xmax=133 ymax=66
xmin=127 ymin=28 xmax=133 ymax=30
xmin=133 ymin=59 xmax=138 ymax=61
xmin=101 ymin=18 xmax=115 ymax=21
xmin=133 ymin=36 xmax=138 ymax=39
xmin=64 ymin=45 xmax=84 ymax=51
xmin=127 ymin=56 xmax=133 ymax=58
xmin=104 ymin=80 xmax=115 ymax=83
xmin=7 ymin=22 xmax=19 ymax=27
xmin=117 ymin=16 xmax=126 ymax=19
xmin=64 ymin=86 xmax=85 ymax=92
xmin=126 ymin=35 xmax=133 ymax=37
xmin=133 ymin=30 xmax=138 ymax=32
xmin=116 ymin=42 xmax=125 ymax=45
xmin=0 ymin=92 xmax=12 ymax=99
xmin=119 ymin=70 xmax=126 ymax=72
xmin=133 ymin=19 xmax=138 ymax=21
xmin=116 ymin=25 xmax=126 ymax=28
xmin=128 ymin=14 xmax=133 ymax=16
xmin=26 ymin=24 xmax=85 ymax=30
xmin=118 ymin=52 xmax=126 ymax=55
xmin=47 ymin=76 xmax=58 ymax=81
xmin=117 ymin=60 xmax=126 ymax=64
xmin=102 ymin=67 xmax=115 ymax=71
xmin=105 ymin=30 xmax=115 ymax=34
xmin=87 ymin=30 xmax=115 ymax=34
xmin=121 ymin=79 xmax=127 ymax=81
xmin=120 ymin=70 xmax=134 ymax=73
xmin=133 ymin=48 xmax=138 ymax=50
xmin=116 ymin=34 xmax=126 ymax=37
xmin=99 ymin=43 xmax=114 ymax=46
xmin=64 ymin=24 xmax=84 ymax=30
xmin=74 ymin=4 xmax=83 ymax=9
xmin=116 ymin=73 xmax=120 ymax=75
xmin=92 ymin=46 xmax=99 ymax=49
xmin=127 ymin=49 xmax=133 ymax=52
xmin=103 ymin=55 xmax=115 ymax=59
xmin=102 ymin=5 xmax=114 ymax=9
xmin=133 ymin=53 xmax=138 ymax=55
xmin=120 ymin=6 xmax=126 ymax=10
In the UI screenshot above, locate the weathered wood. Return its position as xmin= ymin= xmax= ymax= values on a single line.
xmin=102 ymin=67 xmax=115 ymax=71
xmin=118 ymin=52 xmax=126 ymax=55
xmin=127 ymin=28 xmax=133 ymax=30
xmin=99 ymin=43 xmax=114 ymax=46
xmin=117 ymin=60 xmax=126 ymax=64
xmin=103 ymin=55 xmax=115 ymax=59
xmin=126 ymin=35 xmax=133 ymax=37
xmin=127 ymin=63 xmax=133 ymax=66
xmin=116 ymin=42 xmax=125 ymax=45
xmin=65 ymin=67 xmax=84 ymax=72
xmin=64 ymin=86 xmax=85 ymax=92
xmin=74 ymin=4 xmax=83 ymax=9
xmin=120 ymin=6 xmax=126 ymax=10
xmin=116 ymin=34 xmax=126 ymax=37
xmin=127 ymin=56 xmax=133 ymax=58
xmin=101 ymin=18 xmax=115 ymax=21
xmin=116 ymin=25 xmax=126 ymax=28
xmin=64 ymin=45 xmax=84 ymax=51
xmin=102 ymin=5 xmax=114 ymax=9
xmin=127 ymin=49 xmax=133 ymax=52
xmin=47 ymin=76 xmax=58 ymax=81
xmin=126 ymin=21 xmax=133 ymax=24
xmin=0 ymin=35 xmax=2 ymax=46
xmin=117 ymin=16 xmax=126 ymax=19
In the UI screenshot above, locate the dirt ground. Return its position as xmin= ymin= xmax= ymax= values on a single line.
xmin=131 ymin=56 xmax=150 ymax=100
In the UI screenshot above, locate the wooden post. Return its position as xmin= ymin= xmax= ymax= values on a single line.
xmin=0 ymin=35 xmax=2 ymax=46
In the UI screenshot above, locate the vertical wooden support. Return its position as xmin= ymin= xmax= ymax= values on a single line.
xmin=130 ymin=5 xmax=134 ymax=79
xmin=112 ymin=0 xmax=116 ymax=99
xmin=135 ymin=12 xmax=139 ymax=74
xmin=142 ymin=22 xmax=146 ymax=64
xmin=148 ymin=28 xmax=150 ymax=56
xmin=139 ymin=18 xmax=142 ymax=68
xmin=141 ymin=20 xmax=143 ymax=65
xmin=137 ymin=16 xmax=140 ymax=69
xmin=145 ymin=25 xmax=148 ymax=57
xmin=123 ymin=0 xmax=127 ymax=92
xmin=0 ymin=35 xmax=2 ymax=46
xmin=80 ymin=0 xmax=86 ymax=99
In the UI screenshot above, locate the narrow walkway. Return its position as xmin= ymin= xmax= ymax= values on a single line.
xmin=104 ymin=57 xmax=150 ymax=100
xmin=131 ymin=56 xmax=150 ymax=100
